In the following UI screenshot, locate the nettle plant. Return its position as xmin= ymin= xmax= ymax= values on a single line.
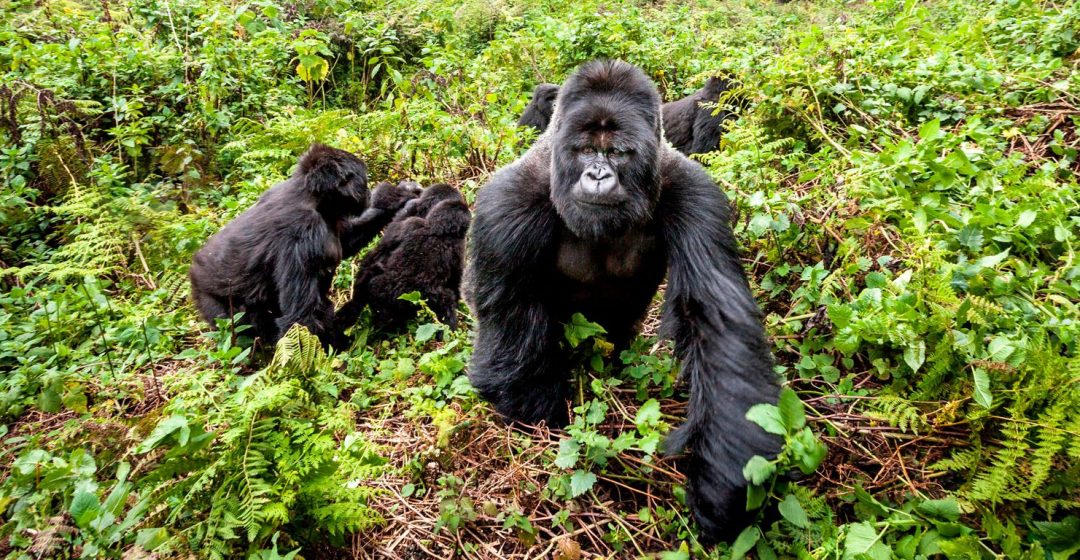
xmin=548 ymin=314 xmax=828 ymax=552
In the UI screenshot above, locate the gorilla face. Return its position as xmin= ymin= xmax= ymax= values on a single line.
xmin=518 ymin=83 xmax=560 ymax=132
xmin=550 ymin=61 xmax=662 ymax=240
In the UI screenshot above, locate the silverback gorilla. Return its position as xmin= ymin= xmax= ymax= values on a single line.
xmin=467 ymin=61 xmax=780 ymax=543
xmin=335 ymin=183 xmax=471 ymax=333
xmin=517 ymin=76 xmax=736 ymax=156
xmin=189 ymin=144 xmax=418 ymax=349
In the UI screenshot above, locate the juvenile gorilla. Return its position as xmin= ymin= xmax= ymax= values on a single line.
xmin=517 ymin=83 xmax=560 ymax=133
xmin=468 ymin=61 xmax=780 ymax=543
xmin=335 ymin=184 xmax=471 ymax=333
xmin=517 ymin=76 xmax=736 ymax=156
xmin=189 ymin=144 xmax=418 ymax=348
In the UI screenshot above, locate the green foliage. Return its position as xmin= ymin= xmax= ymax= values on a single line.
xmin=135 ymin=326 xmax=387 ymax=557
xmin=2 ymin=0 xmax=1079 ymax=557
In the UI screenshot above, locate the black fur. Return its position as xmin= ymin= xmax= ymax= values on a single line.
xmin=518 ymin=77 xmax=737 ymax=155
xmin=336 ymin=184 xmax=471 ymax=334
xmin=517 ymin=83 xmax=560 ymax=133
xmin=189 ymin=144 xmax=416 ymax=349
xmin=341 ymin=180 xmax=423 ymax=259
xmin=467 ymin=60 xmax=780 ymax=544
xmin=661 ymin=76 xmax=737 ymax=155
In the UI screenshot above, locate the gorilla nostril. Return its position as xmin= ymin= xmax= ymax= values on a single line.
xmin=586 ymin=165 xmax=611 ymax=182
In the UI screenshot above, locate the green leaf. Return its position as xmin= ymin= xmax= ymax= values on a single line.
xmin=398 ymin=291 xmax=422 ymax=303
xmin=778 ymin=494 xmax=810 ymax=528
xmin=777 ymin=387 xmax=806 ymax=433
xmin=563 ymin=313 xmax=606 ymax=348
xmin=554 ymin=439 xmax=580 ymax=469
xmin=729 ymin=526 xmax=760 ymax=560
xmin=903 ymin=341 xmax=926 ymax=373
xmin=70 ymin=490 xmax=101 ymax=526
xmin=742 ymin=455 xmax=776 ymax=485
xmin=1017 ymin=209 xmax=1037 ymax=228
xmin=957 ymin=226 xmax=983 ymax=251
xmin=1030 ymin=516 xmax=1080 ymax=552
xmin=865 ymin=271 xmax=888 ymax=289
xmin=136 ymin=414 xmax=190 ymax=452
xmin=638 ymin=432 xmax=661 ymax=455
xmin=584 ymin=400 xmax=607 ymax=424
xmin=135 ymin=527 xmax=169 ymax=551
xmin=415 ymin=323 xmax=440 ymax=343
xmin=746 ymin=483 xmax=766 ymax=510
xmin=972 ymin=368 xmax=992 ymax=408
xmin=38 ymin=387 xmax=61 ymax=413
xmin=62 ymin=387 xmax=88 ymax=414
xmin=844 ymin=521 xmax=891 ymax=560
xmin=635 ymin=398 xmax=661 ymax=429
xmin=918 ymin=118 xmax=941 ymax=140
xmin=854 ymin=485 xmax=889 ymax=517
xmin=745 ymin=403 xmax=785 ymax=435
xmin=791 ymin=427 xmax=828 ymax=474
xmin=917 ymin=497 xmax=961 ymax=521
xmin=986 ymin=336 xmax=1015 ymax=362
xmin=569 ymin=470 xmax=597 ymax=498
xmin=659 ymin=544 xmax=690 ymax=560
xmin=938 ymin=536 xmax=984 ymax=559
xmin=975 ymin=249 xmax=1010 ymax=269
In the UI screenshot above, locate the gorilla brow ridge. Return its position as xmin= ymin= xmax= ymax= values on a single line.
xmin=558 ymin=60 xmax=660 ymax=120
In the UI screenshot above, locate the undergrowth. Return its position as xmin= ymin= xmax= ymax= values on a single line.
xmin=1 ymin=0 xmax=1078 ymax=558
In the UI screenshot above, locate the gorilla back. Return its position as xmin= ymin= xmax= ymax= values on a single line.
xmin=661 ymin=76 xmax=736 ymax=155
xmin=190 ymin=144 xmax=384 ymax=349
xmin=336 ymin=184 xmax=471 ymax=334
xmin=467 ymin=60 xmax=781 ymax=543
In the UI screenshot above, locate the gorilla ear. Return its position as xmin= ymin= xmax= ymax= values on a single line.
xmin=297 ymin=143 xmax=368 ymax=197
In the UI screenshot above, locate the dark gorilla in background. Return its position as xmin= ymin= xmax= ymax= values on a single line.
xmin=517 ymin=76 xmax=737 ymax=156
xmin=517 ymin=83 xmax=560 ymax=133
xmin=335 ymin=183 xmax=471 ymax=334
xmin=467 ymin=60 xmax=780 ymax=543
xmin=661 ymin=76 xmax=737 ymax=156
xmin=189 ymin=144 xmax=419 ymax=349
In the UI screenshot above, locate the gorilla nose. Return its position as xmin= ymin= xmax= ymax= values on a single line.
xmin=581 ymin=165 xmax=617 ymax=195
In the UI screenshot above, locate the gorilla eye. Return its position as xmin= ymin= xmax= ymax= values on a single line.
xmin=581 ymin=147 xmax=596 ymax=155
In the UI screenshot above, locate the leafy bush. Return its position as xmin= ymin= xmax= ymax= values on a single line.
xmin=1 ymin=0 xmax=1078 ymax=558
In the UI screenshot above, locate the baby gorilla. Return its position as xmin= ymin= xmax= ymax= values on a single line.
xmin=335 ymin=184 xmax=471 ymax=335
xmin=189 ymin=144 xmax=419 ymax=349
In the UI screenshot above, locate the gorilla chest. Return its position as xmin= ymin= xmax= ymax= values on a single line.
xmin=556 ymin=231 xmax=661 ymax=285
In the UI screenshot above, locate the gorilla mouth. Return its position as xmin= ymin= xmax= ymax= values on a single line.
xmin=576 ymin=198 xmax=622 ymax=208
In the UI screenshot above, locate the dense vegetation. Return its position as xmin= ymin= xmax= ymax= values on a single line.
xmin=1 ymin=0 xmax=1078 ymax=558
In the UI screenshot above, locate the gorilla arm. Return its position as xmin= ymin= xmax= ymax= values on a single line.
xmin=340 ymin=181 xmax=421 ymax=259
xmin=466 ymin=168 xmax=569 ymax=426
xmin=272 ymin=217 xmax=341 ymax=348
xmin=658 ymin=158 xmax=782 ymax=543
